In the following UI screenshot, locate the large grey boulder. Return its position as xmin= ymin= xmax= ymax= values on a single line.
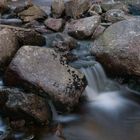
xmin=0 ymin=28 xmax=19 ymax=72
xmin=91 ymin=18 xmax=140 ymax=77
xmin=5 ymin=46 xmax=87 ymax=112
xmin=66 ymin=16 xmax=101 ymax=39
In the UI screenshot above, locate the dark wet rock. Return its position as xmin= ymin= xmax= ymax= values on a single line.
xmin=51 ymin=0 xmax=65 ymax=18
xmin=91 ymin=18 xmax=140 ymax=77
xmin=0 ymin=28 xmax=19 ymax=72
xmin=5 ymin=46 xmax=87 ymax=112
xmin=44 ymin=18 xmax=65 ymax=32
xmin=18 ymin=5 xmax=47 ymax=22
xmin=65 ymin=0 xmax=91 ymax=19
xmin=104 ymin=9 xmax=128 ymax=23
xmin=45 ymin=33 xmax=77 ymax=51
xmin=91 ymin=25 xmax=105 ymax=39
xmin=0 ymin=18 xmax=22 ymax=26
xmin=0 ymin=88 xmax=52 ymax=125
xmin=0 ymin=25 xmax=46 ymax=46
xmin=0 ymin=0 xmax=9 ymax=14
xmin=66 ymin=16 xmax=101 ymax=39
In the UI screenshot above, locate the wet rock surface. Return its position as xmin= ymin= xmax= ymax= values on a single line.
xmin=66 ymin=16 xmax=101 ymax=39
xmin=91 ymin=18 xmax=140 ymax=77
xmin=104 ymin=9 xmax=128 ymax=23
xmin=0 ymin=25 xmax=46 ymax=46
xmin=0 ymin=88 xmax=52 ymax=125
xmin=0 ymin=28 xmax=19 ymax=72
xmin=5 ymin=46 xmax=87 ymax=112
xmin=18 ymin=5 xmax=47 ymax=22
xmin=51 ymin=0 xmax=65 ymax=18
xmin=45 ymin=33 xmax=77 ymax=51
xmin=44 ymin=18 xmax=65 ymax=32
xmin=65 ymin=0 xmax=91 ymax=19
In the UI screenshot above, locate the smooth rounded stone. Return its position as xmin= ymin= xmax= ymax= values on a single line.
xmin=0 ymin=88 xmax=52 ymax=125
xmin=91 ymin=25 xmax=105 ymax=39
xmin=45 ymin=33 xmax=77 ymax=51
xmin=18 ymin=5 xmax=47 ymax=22
xmin=66 ymin=16 xmax=101 ymax=39
xmin=65 ymin=0 xmax=91 ymax=19
xmin=91 ymin=18 xmax=140 ymax=77
xmin=44 ymin=18 xmax=65 ymax=32
xmin=51 ymin=0 xmax=65 ymax=18
xmin=0 ymin=28 xmax=19 ymax=72
xmin=0 ymin=25 xmax=46 ymax=46
xmin=5 ymin=46 xmax=87 ymax=112
xmin=104 ymin=9 xmax=128 ymax=23
xmin=0 ymin=18 xmax=22 ymax=26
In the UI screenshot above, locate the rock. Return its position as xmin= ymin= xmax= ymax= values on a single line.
xmin=45 ymin=33 xmax=77 ymax=51
xmin=0 ymin=28 xmax=19 ymax=72
xmin=91 ymin=25 xmax=105 ymax=39
xmin=51 ymin=0 xmax=65 ymax=18
xmin=5 ymin=46 xmax=87 ymax=112
xmin=66 ymin=16 xmax=101 ymax=39
xmin=18 ymin=5 xmax=47 ymax=22
xmin=0 ymin=0 xmax=8 ymax=14
xmin=88 ymin=4 xmax=102 ymax=15
xmin=0 ymin=25 xmax=46 ymax=46
xmin=101 ymin=1 xmax=128 ymax=12
xmin=91 ymin=18 xmax=140 ymax=77
xmin=44 ymin=18 xmax=65 ymax=32
xmin=65 ymin=0 xmax=91 ymax=19
xmin=0 ymin=88 xmax=52 ymax=125
xmin=104 ymin=9 xmax=128 ymax=23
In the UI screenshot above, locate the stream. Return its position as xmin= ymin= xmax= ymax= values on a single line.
xmin=1 ymin=0 xmax=140 ymax=140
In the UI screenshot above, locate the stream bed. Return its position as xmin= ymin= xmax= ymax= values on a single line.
xmin=1 ymin=0 xmax=140 ymax=140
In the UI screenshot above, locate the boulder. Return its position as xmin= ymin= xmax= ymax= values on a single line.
xmin=88 ymin=4 xmax=102 ymax=15
xmin=45 ymin=33 xmax=77 ymax=51
xmin=0 ymin=25 xmax=46 ymax=46
xmin=0 ymin=28 xmax=19 ymax=72
xmin=0 ymin=0 xmax=8 ymax=14
xmin=91 ymin=18 xmax=140 ymax=77
xmin=65 ymin=0 xmax=91 ymax=19
xmin=18 ymin=5 xmax=47 ymax=22
xmin=44 ymin=18 xmax=65 ymax=32
xmin=5 ymin=46 xmax=87 ymax=112
xmin=91 ymin=25 xmax=105 ymax=39
xmin=66 ymin=16 xmax=101 ymax=39
xmin=0 ymin=88 xmax=52 ymax=125
xmin=104 ymin=9 xmax=128 ymax=23
xmin=101 ymin=1 xmax=128 ymax=12
xmin=51 ymin=0 xmax=65 ymax=18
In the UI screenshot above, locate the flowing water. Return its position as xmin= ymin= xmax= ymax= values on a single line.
xmin=1 ymin=1 xmax=140 ymax=140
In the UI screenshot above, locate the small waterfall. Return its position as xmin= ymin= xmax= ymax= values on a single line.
xmin=70 ymin=41 xmax=120 ymax=101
